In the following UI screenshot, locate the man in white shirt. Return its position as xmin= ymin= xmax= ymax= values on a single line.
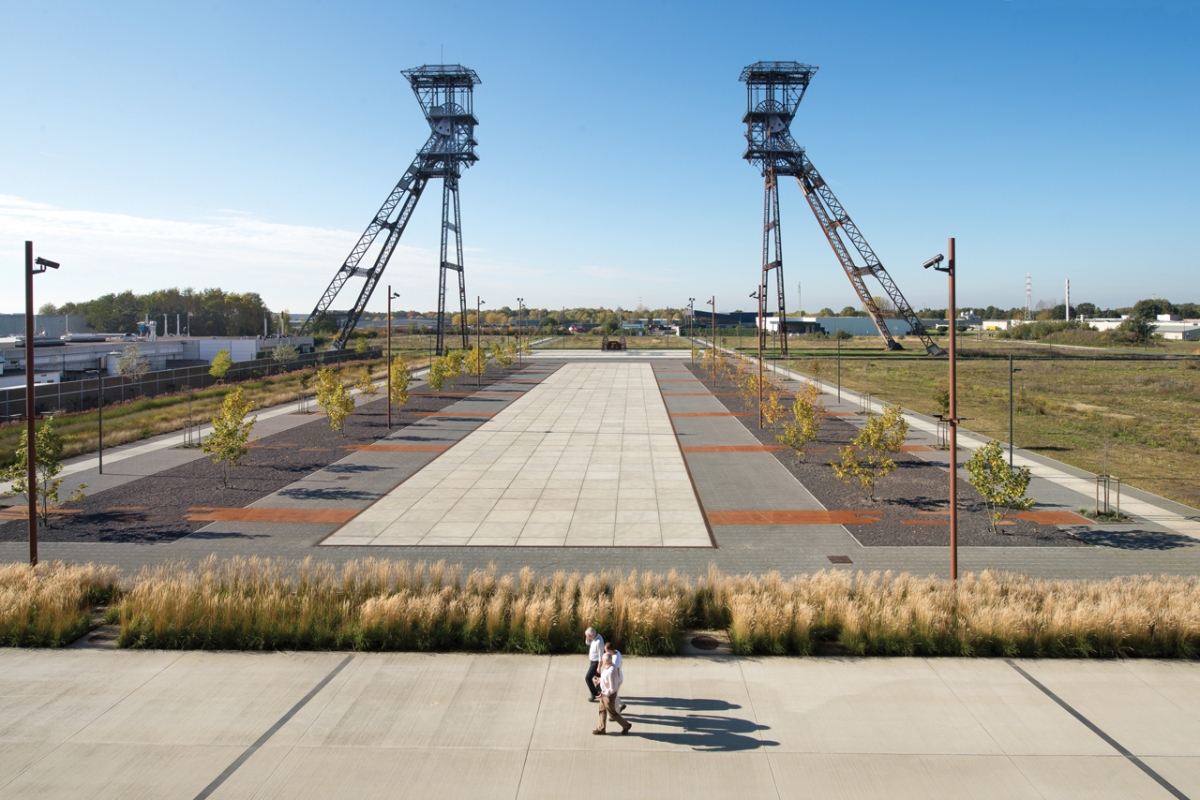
xmin=584 ymin=627 xmax=604 ymax=702
xmin=604 ymin=641 xmax=627 ymax=712
xmin=592 ymin=654 xmax=632 ymax=735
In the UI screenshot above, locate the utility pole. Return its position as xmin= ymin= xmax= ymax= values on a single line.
xmin=947 ymin=238 xmax=958 ymax=581
xmin=516 ymin=298 xmax=524 ymax=367
xmin=477 ymin=296 xmax=485 ymax=387
xmin=688 ymin=298 xmax=695 ymax=364
xmin=24 ymin=242 xmax=60 ymax=566
xmin=751 ymin=287 xmax=764 ymax=428
xmin=387 ymin=287 xmax=399 ymax=430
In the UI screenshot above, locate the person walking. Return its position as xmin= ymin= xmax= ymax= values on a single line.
xmin=605 ymin=641 xmax=627 ymax=712
xmin=592 ymin=654 xmax=632 ymax=735
xmin=584 ymin=627 xmax=604 ymax=702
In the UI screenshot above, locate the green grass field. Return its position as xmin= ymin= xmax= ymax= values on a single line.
xmin=740 ymin=338 xmax=1200 ymax=510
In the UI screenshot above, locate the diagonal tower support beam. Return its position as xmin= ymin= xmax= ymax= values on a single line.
xmin=794 ymin=153 xmax=941 ymax=355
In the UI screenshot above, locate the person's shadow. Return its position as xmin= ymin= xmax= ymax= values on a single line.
xmin=618 ymin=696 xmax=778 ymax=752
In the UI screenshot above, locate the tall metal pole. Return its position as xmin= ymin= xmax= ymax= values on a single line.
xmin=1009 ymin=354 xmax=1014 ymax=467
xmin=517 ymin=298 xmax=524 ymax=367
xmin=710 ymin=295 xmax=716 ymax=383
xmin=837 ymin=335 xmax=841 ymax=404
xmin=756 ymin=289 xmax=764 ymax=428
xmin=476 ymin=296 xmax=483 ymax=387
xmin=386 ymin=285 xmax=393 ymax=430
xmin=97 ymin=357 xmax=104 ymax=475
xmin=25 ymin=242 xmax=37 ymax=566
xmin=688 ymin=298 xmax=695 ymax=364
xmin=948 ymin=237 xmax=958 ymax=582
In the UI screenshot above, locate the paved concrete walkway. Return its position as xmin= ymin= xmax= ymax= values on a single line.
xmin=2 ymin=649 xmax=1198 ymax=799
xmin=323 ymin=362 xmax=709 ymax=547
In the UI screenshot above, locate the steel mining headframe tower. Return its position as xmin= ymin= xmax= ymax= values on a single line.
xmin=740 ymin=61 xmax=942 ymax=355
xmin=302 ymin=64 xmax=481 ymax=353
xmin=741 ymin=61 xmax=814 ymax=357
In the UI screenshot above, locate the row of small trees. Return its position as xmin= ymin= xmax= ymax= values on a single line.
xmin=702 ymin=349 xmax=1035 ymax=531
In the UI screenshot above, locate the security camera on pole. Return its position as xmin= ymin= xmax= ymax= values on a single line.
xmin=924 ymin=243 xmax=958 ymax=581
xmin=24 ymin=242 xmax=61 ymax=566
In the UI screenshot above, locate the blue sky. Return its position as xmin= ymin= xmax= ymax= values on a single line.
xmin=2 ymin=0 xmax=1197 ymax=316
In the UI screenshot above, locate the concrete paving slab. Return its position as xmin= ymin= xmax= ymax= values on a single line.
xmin=769 ymin=753 xmax=1044 ymax=799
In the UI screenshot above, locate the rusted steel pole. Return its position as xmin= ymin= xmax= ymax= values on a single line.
xmin=757 ymin=288 xmax=764 ymax=428
xmin=710 ymin=295 xmax=716 ymax=383
xmin=386 ymin=285 xmax=393 ymax=430
xmin=24 ymin=241 xmax=38 ymax=566
xmin=948 ymin=237 xmax=958 ymax=582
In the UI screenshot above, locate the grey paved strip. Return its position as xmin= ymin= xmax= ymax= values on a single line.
xmin=1006 ymin=659 xmax=1190 ymax=800
xmin=192 ymin=654 xmax=353 ymax=800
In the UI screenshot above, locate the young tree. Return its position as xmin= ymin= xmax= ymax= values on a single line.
xmin=491 ymin=342 xmax=513 ymax=369
xmin=427 ymin=355 xmax=449 ymax=393
xmin=0 ymin=417 xmax=85 ymax=526
xmin=297 ymin=366 xmax=316 ymax=413
xmin=271 ymin=344 xmax=299 ymax=374
xmin=830 ymin=403 xmax=909 ymax=501
xmin=777 ymin=381 xmax=824 ymax=459
xmin=209 ymin=348 xmax=233 ymax=382
xmin=353 ymin=337 xmax=370 ymax=356
xmin=200 ymin=387 xmax=257 ymax=488
xmin=466 ymin=345 xmax=488 ymax=381
xmin=315 ymin=367 xmax=355 ymax=434
xmin=116 ymin=344 xmax=150 ymax=396
xmin=355 ymin=367 xmax=378 ymax=398
xmin=761 ymin=382 xmax=788 ymax=428
xmin=389 ymin=354 xmax=412 ymax=407
xmin=443 ymin=349 xmax=465 ymax=382
xmin=965 ymin=440 xmax=1036 ymax=533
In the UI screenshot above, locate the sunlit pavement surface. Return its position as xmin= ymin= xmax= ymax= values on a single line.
xmin=2 ymin=650 xmax=1199 ymax=799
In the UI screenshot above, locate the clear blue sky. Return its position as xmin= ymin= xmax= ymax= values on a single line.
xmin=2 ymin=0 xmax=1197 ymax=316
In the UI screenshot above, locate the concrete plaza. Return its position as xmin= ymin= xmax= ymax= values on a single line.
xmin=2 ymin=649 xmax=1199 ymax=799
xmin=323 ymin=362 xmax=709 ymax=547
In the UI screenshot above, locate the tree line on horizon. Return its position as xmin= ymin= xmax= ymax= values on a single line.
xmin=40 ymin=288 xmax=274 ymax=337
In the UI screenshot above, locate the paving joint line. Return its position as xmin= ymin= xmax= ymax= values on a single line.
xmin=1006 ymin=659 xmax=1190 ymax=800
xmin=193 ymin=654 xmax=354 ymax=800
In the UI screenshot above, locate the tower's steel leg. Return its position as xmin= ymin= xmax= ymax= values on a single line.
xmin=436 ymin=175 xmax=469 ymax=354
xmin=761 ymin=169 xmax=787 ymax=356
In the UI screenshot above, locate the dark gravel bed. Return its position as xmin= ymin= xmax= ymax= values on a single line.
xmin=0 ymin=370 xmax=539 ymax=544
xmin=685 ymin=365 xmax=1084 ymax=548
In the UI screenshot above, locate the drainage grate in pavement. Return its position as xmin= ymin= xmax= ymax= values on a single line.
xmin=827 ymin=555 xmax=853 ymax=564
xmin=691 ymin=635 xmax=721 ymax=650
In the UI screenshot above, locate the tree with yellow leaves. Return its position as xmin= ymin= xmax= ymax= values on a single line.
xmin=830 ymin=403 xmax=908 ymax=500
xmin=777 ymin=381 xmax=824 ymax=459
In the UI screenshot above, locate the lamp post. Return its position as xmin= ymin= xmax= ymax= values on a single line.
xmin=750 ymin=288 xmax=764 ymax=428
xmin=386 ymin=287 xmax=400 ymax=430
xmin=706 ymin=296 xmax=716 ymax=382
xmin=924 ymin=240 xmax=957 ymax=581
xmin=476 ymin=296 xmax=484 ymax=387
xmin=83 ymin=357 xmax=107 ymax=474
xmin=517 ymin=298 xmax=525 ymax=367
xmin=1009 ymin=355 xmax=1022 ymax=467
xmin=24 ymin=242 xmax=60 ymax=566
xmin=688 ymin=298 xmax=695 ymax=363
xmin=837 ymin=335 xmax=842 ymax=404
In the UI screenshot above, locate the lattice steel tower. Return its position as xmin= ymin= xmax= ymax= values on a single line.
xmin=741 ymin=62 xmax=941 ymax=355
xmin=302 ymin=65 xmax=480 ymax=353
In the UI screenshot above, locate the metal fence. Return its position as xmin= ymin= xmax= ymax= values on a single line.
xmin=0 ymin=348 xmax=380 ymax=421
